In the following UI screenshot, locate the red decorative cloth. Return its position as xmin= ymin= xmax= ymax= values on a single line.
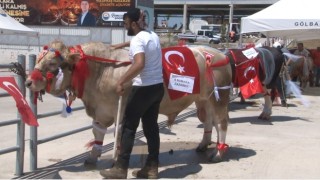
xmin=30 ymin=69 xmax=43 ymax=81
xmin=69 ymin=46 xmax=90 ymax=98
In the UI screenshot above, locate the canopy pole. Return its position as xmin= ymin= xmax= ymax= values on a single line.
xmin=229 ymin=3 xmax=234 ymax=32
xmin=266 ymin=36 xmax=270 ymax=47
xmin=182 ymin=3 xmax=188 ymax=33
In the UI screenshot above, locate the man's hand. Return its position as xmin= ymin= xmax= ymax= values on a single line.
xmin=116 ymin=83 xmax=125 ymax=96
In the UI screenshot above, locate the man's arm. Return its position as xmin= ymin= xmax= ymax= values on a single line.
xmin=111 ymin=41 xmax=130 ymax=49
xmin=116 ymin=53 xmax=145 ymax=95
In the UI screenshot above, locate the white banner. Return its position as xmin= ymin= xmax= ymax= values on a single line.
xmin=101 ymin=11 xmax=126 ymax=22
xmin=168 ymin=73 xmax=195 ymax=93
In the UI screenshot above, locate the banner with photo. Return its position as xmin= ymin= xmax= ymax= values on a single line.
xmin=137 ymin=0 xmax=154 ymax=30
xmin=0 ymin=0 xmax=135 ymax=27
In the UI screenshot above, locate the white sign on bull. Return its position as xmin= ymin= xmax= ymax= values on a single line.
xmin=168 ymin=73 xmax=195 ymax=93
xmin=242 ymin=47 xmax=258 ymax=59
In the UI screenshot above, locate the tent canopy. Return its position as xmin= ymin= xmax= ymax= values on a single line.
xmin=0 ymin=7 xmax=38 ymax=36
xmin=241 ymin=0 xmax=320 ymax=40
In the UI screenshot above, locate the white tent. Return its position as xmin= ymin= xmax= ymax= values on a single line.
xmin=241 ymin=0 xmax=320 ymax=41
xmin=0 ymin=7 xmax=38 ymax=36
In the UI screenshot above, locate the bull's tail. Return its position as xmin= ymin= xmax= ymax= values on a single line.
xmin=285 ymin=80 xmax=310 ymax=107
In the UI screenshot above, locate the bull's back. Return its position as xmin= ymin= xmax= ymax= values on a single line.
xmin=160 ymin=45 xmax=232 ymax=116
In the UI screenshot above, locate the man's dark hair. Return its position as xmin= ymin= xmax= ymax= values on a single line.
xmin=123 ymin=8 xmax=140 ymax=22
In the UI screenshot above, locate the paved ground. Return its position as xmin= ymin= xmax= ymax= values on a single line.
xmin=1 ymin=74 xmax=320 ymax=179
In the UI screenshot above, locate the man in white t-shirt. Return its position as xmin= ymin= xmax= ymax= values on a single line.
xmin=100 ymin=8 xmax=164 ymax=179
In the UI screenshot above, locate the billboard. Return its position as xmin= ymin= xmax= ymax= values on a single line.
xmin=0 ymin=0 xmax=135 ymax=27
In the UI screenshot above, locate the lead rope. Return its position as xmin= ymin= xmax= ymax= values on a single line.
xmin=64 ymin=92 xmax=73 ymax=113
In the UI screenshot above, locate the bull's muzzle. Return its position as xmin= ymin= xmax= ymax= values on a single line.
xmin=25 ymin=79 xmax=32 ymax=87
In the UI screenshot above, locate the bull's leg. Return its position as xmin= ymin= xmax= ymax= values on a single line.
xmin=195 ymin=100 xmax=214 ymax=152
xmin=258 ymin=88 xmax=272 ymax=120
xmin=210 ymin=118 xmax=228 ymax=163
xmin=209 ymin=92 xmax=229 ymax=163
xmin=309 ymin=70 xmax=314 ymax=87
xmin=85 ymin=121 xmax=106 ymax=164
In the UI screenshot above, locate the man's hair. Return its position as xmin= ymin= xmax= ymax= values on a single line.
xmin=123 ymin=8 xmax=141 ymax=22
xmin=297 ymin=42 xmax=304 ymax=46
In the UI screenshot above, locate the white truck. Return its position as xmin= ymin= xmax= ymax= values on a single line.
xmin=177 ymin=29 xmax=221 ymax=44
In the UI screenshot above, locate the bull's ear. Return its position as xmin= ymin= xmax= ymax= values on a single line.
xmin=65 ymin=53 xmax=81 ymax=64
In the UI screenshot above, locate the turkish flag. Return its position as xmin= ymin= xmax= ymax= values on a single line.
xmin=235 ymin=57 xmax=260 ymax=86
xmin=162 ymin=46 xmax=200 ymax=100
xmin=240 ymin=76 xmax=264 ymax=99
xmin=0 ymin=77 xmax=38 ymax=126
xmin=235 ymin=57 xmax=264 ymax=99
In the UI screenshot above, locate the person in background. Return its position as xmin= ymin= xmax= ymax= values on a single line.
xmin=99 ymin=8 xmax=164 ymax=179
xmin=293 ymin=42 xmax=312 ymax=86
xmin=77 ymin=0 xmax=96 ymax=27
xmin=310 ymin=47 xmax=320 ymax=87
xmin=294 ymin=42 xmax=310 ymax=57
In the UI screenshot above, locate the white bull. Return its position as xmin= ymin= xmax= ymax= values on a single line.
xmin=25 ymin=40 xmax=232 ymax=163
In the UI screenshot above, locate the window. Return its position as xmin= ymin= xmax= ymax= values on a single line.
xmin=198 ymin=31 xmax=204 ymax=35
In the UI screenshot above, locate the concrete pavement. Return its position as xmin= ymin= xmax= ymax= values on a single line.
xmin=1 ymin=85 xmax=320 ymax=179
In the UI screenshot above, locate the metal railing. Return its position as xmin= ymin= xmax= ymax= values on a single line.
xmin=0 ymin=55 xmax=26 ymax=176
xmin=0 ymin=54 xmax=89 ymax=176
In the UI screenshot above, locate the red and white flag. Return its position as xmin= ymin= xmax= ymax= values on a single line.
xmin=0 ymin=77 xmax=38 ymax=126
xmin=240 ymin=76 xmax=264 ymax=99
xmin=236 ymin=58 xmax=264 ymax=99
xmin=162 ymin=46 xmax=200 ymax=100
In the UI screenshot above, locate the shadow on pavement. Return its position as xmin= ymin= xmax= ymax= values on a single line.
xmin=14 ymin=123 xmax=256 ymax=179
xmin=13 ymin=110 xmax=197 ymax=179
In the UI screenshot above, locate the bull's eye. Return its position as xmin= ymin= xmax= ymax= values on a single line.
xmin=49 ymin=62 xmax=57 ymax=66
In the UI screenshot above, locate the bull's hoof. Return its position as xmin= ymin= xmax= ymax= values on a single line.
xmin=258 ymin=115 xmax=271 ymax=121
xmin=84 ymin=146 xmax=102 ymax=165
xmin=209 ymin=154 xmax=223 ymax=163
xmin=196 ymin=145 xmax=208 ymax=152
xmin=209 ymin=150 xmax=223 ymax=163
xmin=258 ymin=112 xmax=271 ymax=121
xmin=84 ymin=156 xmax=98 ymax=165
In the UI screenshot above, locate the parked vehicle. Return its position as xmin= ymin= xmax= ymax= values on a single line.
xmin=177 ymin=29 xmax=221 ymax=44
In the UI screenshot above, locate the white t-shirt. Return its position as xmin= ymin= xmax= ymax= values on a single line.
xmin=129 ymin=30 xmax=163 ymax=86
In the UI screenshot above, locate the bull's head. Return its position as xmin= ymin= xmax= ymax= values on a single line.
xmin=25 ymin=40 xmax=80 ymax=97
